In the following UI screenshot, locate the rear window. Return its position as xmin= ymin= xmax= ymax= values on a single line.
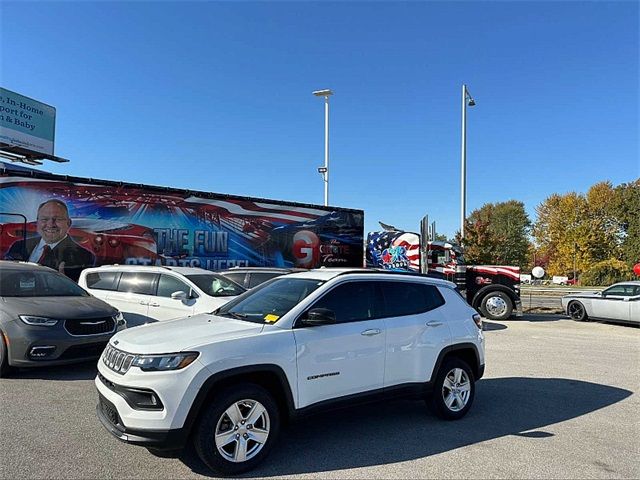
xmin=221 ymin=272 xmax=246 ymax=286
xmin=0 ymin=269 xmax=90 ymax=297
xmin=380 ymin=281 xmax=445 ymax=317
xmin=116 ymin=272 xmax=157 ymax=295
xmin=84 ymin=271 xmax=120 ymax=291
xmin=248 ymin=272 xmax=281 ymax=288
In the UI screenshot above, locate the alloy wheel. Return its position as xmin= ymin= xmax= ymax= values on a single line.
xmin=442 ymin=368 xmax=471 ymax=412
xmin=214 ymin=399 xmax=270 ymax=463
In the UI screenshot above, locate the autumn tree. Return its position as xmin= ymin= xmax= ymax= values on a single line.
xmin=533 ymin=180 xmax=639 ymax=278
xmin=460 ymin=200 xmax=531 ymax=266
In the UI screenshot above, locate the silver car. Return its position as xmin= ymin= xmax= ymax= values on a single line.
xmin=562 ymin=281 xmax=640 ymax=324
xmin=0 ymin=261 xmax=126 ymax=376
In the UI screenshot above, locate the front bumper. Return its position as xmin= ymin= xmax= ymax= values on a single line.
xmin=96 ymin=392 xmax=188 ymax=450
xmin=4 ymin=321 xmax=125 ymax=367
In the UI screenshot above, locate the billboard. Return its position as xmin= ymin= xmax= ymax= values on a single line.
xmin=0 ymin=88 xmax=56 ymax=156
xmin=0 ymin=173 xmax=364 ymax=281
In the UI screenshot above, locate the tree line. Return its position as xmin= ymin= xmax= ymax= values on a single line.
xmin=456 ymin=179 xmax=639 ymax=285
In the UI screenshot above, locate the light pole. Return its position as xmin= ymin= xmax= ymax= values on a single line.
xmin=313 ymin=89 xmax=333 ymax=206
xmin=460 ymin=84 xmax=476 ymax=243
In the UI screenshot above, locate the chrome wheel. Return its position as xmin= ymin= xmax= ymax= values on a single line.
xmin=568 ymin=301 xmax=586 ymax=320
xmin=214 ymin=399 xmax=270 ymax=463
xmin=442 ymin=368 xmax=471 ymax=412
xmin=485 ymin=296 xmax=508 ymax=318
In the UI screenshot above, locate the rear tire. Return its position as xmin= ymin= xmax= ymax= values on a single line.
xmin=194 ymin=384 xmax=280 ymax=475
xmin=428 ymin=358 xmax=476 ymax=420
xmin=480 ymin=292 xmax=513 ymax=320
xmin=568 ymin=301 xmax=588 ymax=321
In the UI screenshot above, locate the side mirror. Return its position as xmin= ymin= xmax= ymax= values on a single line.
xmin=301 ymin=308 xmax=336 ymax=326
xmin=171 ymin=290 xmax=188 ymax=301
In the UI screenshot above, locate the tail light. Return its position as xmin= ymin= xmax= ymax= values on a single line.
xmin=472 ymin=313 xmax=482 ymax=329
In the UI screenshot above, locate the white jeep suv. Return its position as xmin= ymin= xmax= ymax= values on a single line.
xmin=95 ymin=268 xmax=485 ymax=475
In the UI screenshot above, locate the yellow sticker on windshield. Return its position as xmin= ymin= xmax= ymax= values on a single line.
xmin=264 ymin=314 xmax=280 ymax=323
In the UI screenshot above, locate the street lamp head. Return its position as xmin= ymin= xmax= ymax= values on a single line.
xmin=467 ymin=98 xmax=476 ymax=107
xmin=313 ymin=89 xmax=333 ymax=97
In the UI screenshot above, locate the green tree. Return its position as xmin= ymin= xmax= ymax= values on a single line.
xmin=612 ymin=179 xmax=640 ymax=264
xmin=461 ymin=200 xmax=531 ymax=266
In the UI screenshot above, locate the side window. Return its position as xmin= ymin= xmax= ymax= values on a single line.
xmin=311 ymin=281 xmax=380 ymax=324
xmin=116 ymin=272 xmax=157 ymax=295
xmin=248 ymin=273 xmax=279 ymax=288
xmin=603 ymin=285 xmax=635 ymax=297
xmin=381 ymin=281 xmax=445 ymax=317
xmin=157 ymin=275 xmax=191 ymax=298
xmin=84 ymin=271 xmax=120 ymax=291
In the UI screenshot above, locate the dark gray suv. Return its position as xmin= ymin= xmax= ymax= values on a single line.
xmin=0 ymin=261 xmax=126 ymax=376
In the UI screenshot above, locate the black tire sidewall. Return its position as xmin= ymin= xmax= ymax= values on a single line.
xmin=429 ymin=358 xmax=475 ymax=420
xmin=568 ymin=301 xmax=588 ymax=321
xmin=194 ymin=384 xmax=280 ymax=475
xmin=480 ymin=291 xmax=513 ymax=320
xmin=0 ymin=331 xmax=11 ymax=377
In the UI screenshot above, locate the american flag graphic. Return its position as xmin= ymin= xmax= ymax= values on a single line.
xmin=366 ymin=230 xmax=421 ymax=272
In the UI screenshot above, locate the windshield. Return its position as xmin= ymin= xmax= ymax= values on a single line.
xmin=186 ymin=274 xmax=246 ymax=297
xmin=215 ymin=277 xmax=325 ymax=324
xmin=0 ymin=269 xmax=90 ymax=297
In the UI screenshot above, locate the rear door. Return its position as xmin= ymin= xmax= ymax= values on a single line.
xmin=150 ymin=274 xmax=197 ymax=321
xmin=106 ymin=272 xmax=158 ymax=326
xmin=380 ymin=280 xmax=450 ymax=387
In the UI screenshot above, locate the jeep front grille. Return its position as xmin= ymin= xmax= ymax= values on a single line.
xmin=102 ymin=344 xmax=135 ymax=374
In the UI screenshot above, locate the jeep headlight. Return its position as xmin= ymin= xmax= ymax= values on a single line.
xmin=131 ymin=352 xmax=199 ymax=372
xmin=20 ymin=315 xmax=58 ymax=326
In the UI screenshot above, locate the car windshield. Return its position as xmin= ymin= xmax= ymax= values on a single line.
xmin=215 ymin=278 xmax=325 ymax=324
xmin=186 ymin=274 xmax=246 ymax=297
xmin=0 ymin=269 xmax=90 ymax=297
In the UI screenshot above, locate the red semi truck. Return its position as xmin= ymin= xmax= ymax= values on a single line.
xmin=366 ymin=229 xmax=522 ymax=320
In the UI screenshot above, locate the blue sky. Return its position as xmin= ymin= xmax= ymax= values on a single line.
xmin=2 ymin=1 xmax=638 ymax=238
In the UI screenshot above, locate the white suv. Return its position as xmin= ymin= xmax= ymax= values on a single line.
xmin=79 ymin=265 xmax=245 ymax=326
xmin=95 ymin=269 xmax=485 ymax=475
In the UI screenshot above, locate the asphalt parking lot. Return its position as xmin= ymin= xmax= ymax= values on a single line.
xmin=1 ymin=314 xmax=638 ymax=479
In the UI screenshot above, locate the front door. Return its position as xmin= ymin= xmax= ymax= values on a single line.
xmin=293 ymin=280 xmax=385 ymax=408
xmin=151 ymin=274 xmax=197 ymax=321
xmin=591 ymin=285 xmax=635 ymax=321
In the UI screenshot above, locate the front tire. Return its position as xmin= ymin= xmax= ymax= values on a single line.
xmin=0 ymin=331 xmax=14 ymax=378
xmin=480 ymin=291 xmax=513 ymax=320
xmin=428 ymin=358 xmax=476 ymax=420
xmin=194 ymin=384 xmax=280 ymax=475
xmin=568 ymin=301 xmax=588 ymax=321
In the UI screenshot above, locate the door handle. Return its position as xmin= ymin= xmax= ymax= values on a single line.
xmin=426 ymin=321 xmax=443 ymax=327
xmin=361 ymin=328 xmax=382 ymax=336
xmin=149 ymin=302 xmax=160 ymax=307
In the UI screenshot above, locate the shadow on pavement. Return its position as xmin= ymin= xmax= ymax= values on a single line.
xmin=482 ymin=321 xmax=507 ymax=331
xmin=7 ymin=360 xmax=98 ymax=381
xmin=181 ymin=377 xmax=632 ymax=477
xmin=515 ymin=313 xmax=563 ymax=322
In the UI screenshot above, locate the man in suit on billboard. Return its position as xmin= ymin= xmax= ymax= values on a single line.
xmin=4 ymin=199 xmax=95 ymax=282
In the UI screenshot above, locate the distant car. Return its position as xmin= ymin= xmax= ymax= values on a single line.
xmin=79 ymin=265 xmax=246 ymax=326
xmin=0 ymin=261 xmax=126 ymax=377
xmin=218 ymin=267 xmax=304 ymax=289
xmin=561 ymin=281 xmax=640 ymax=325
